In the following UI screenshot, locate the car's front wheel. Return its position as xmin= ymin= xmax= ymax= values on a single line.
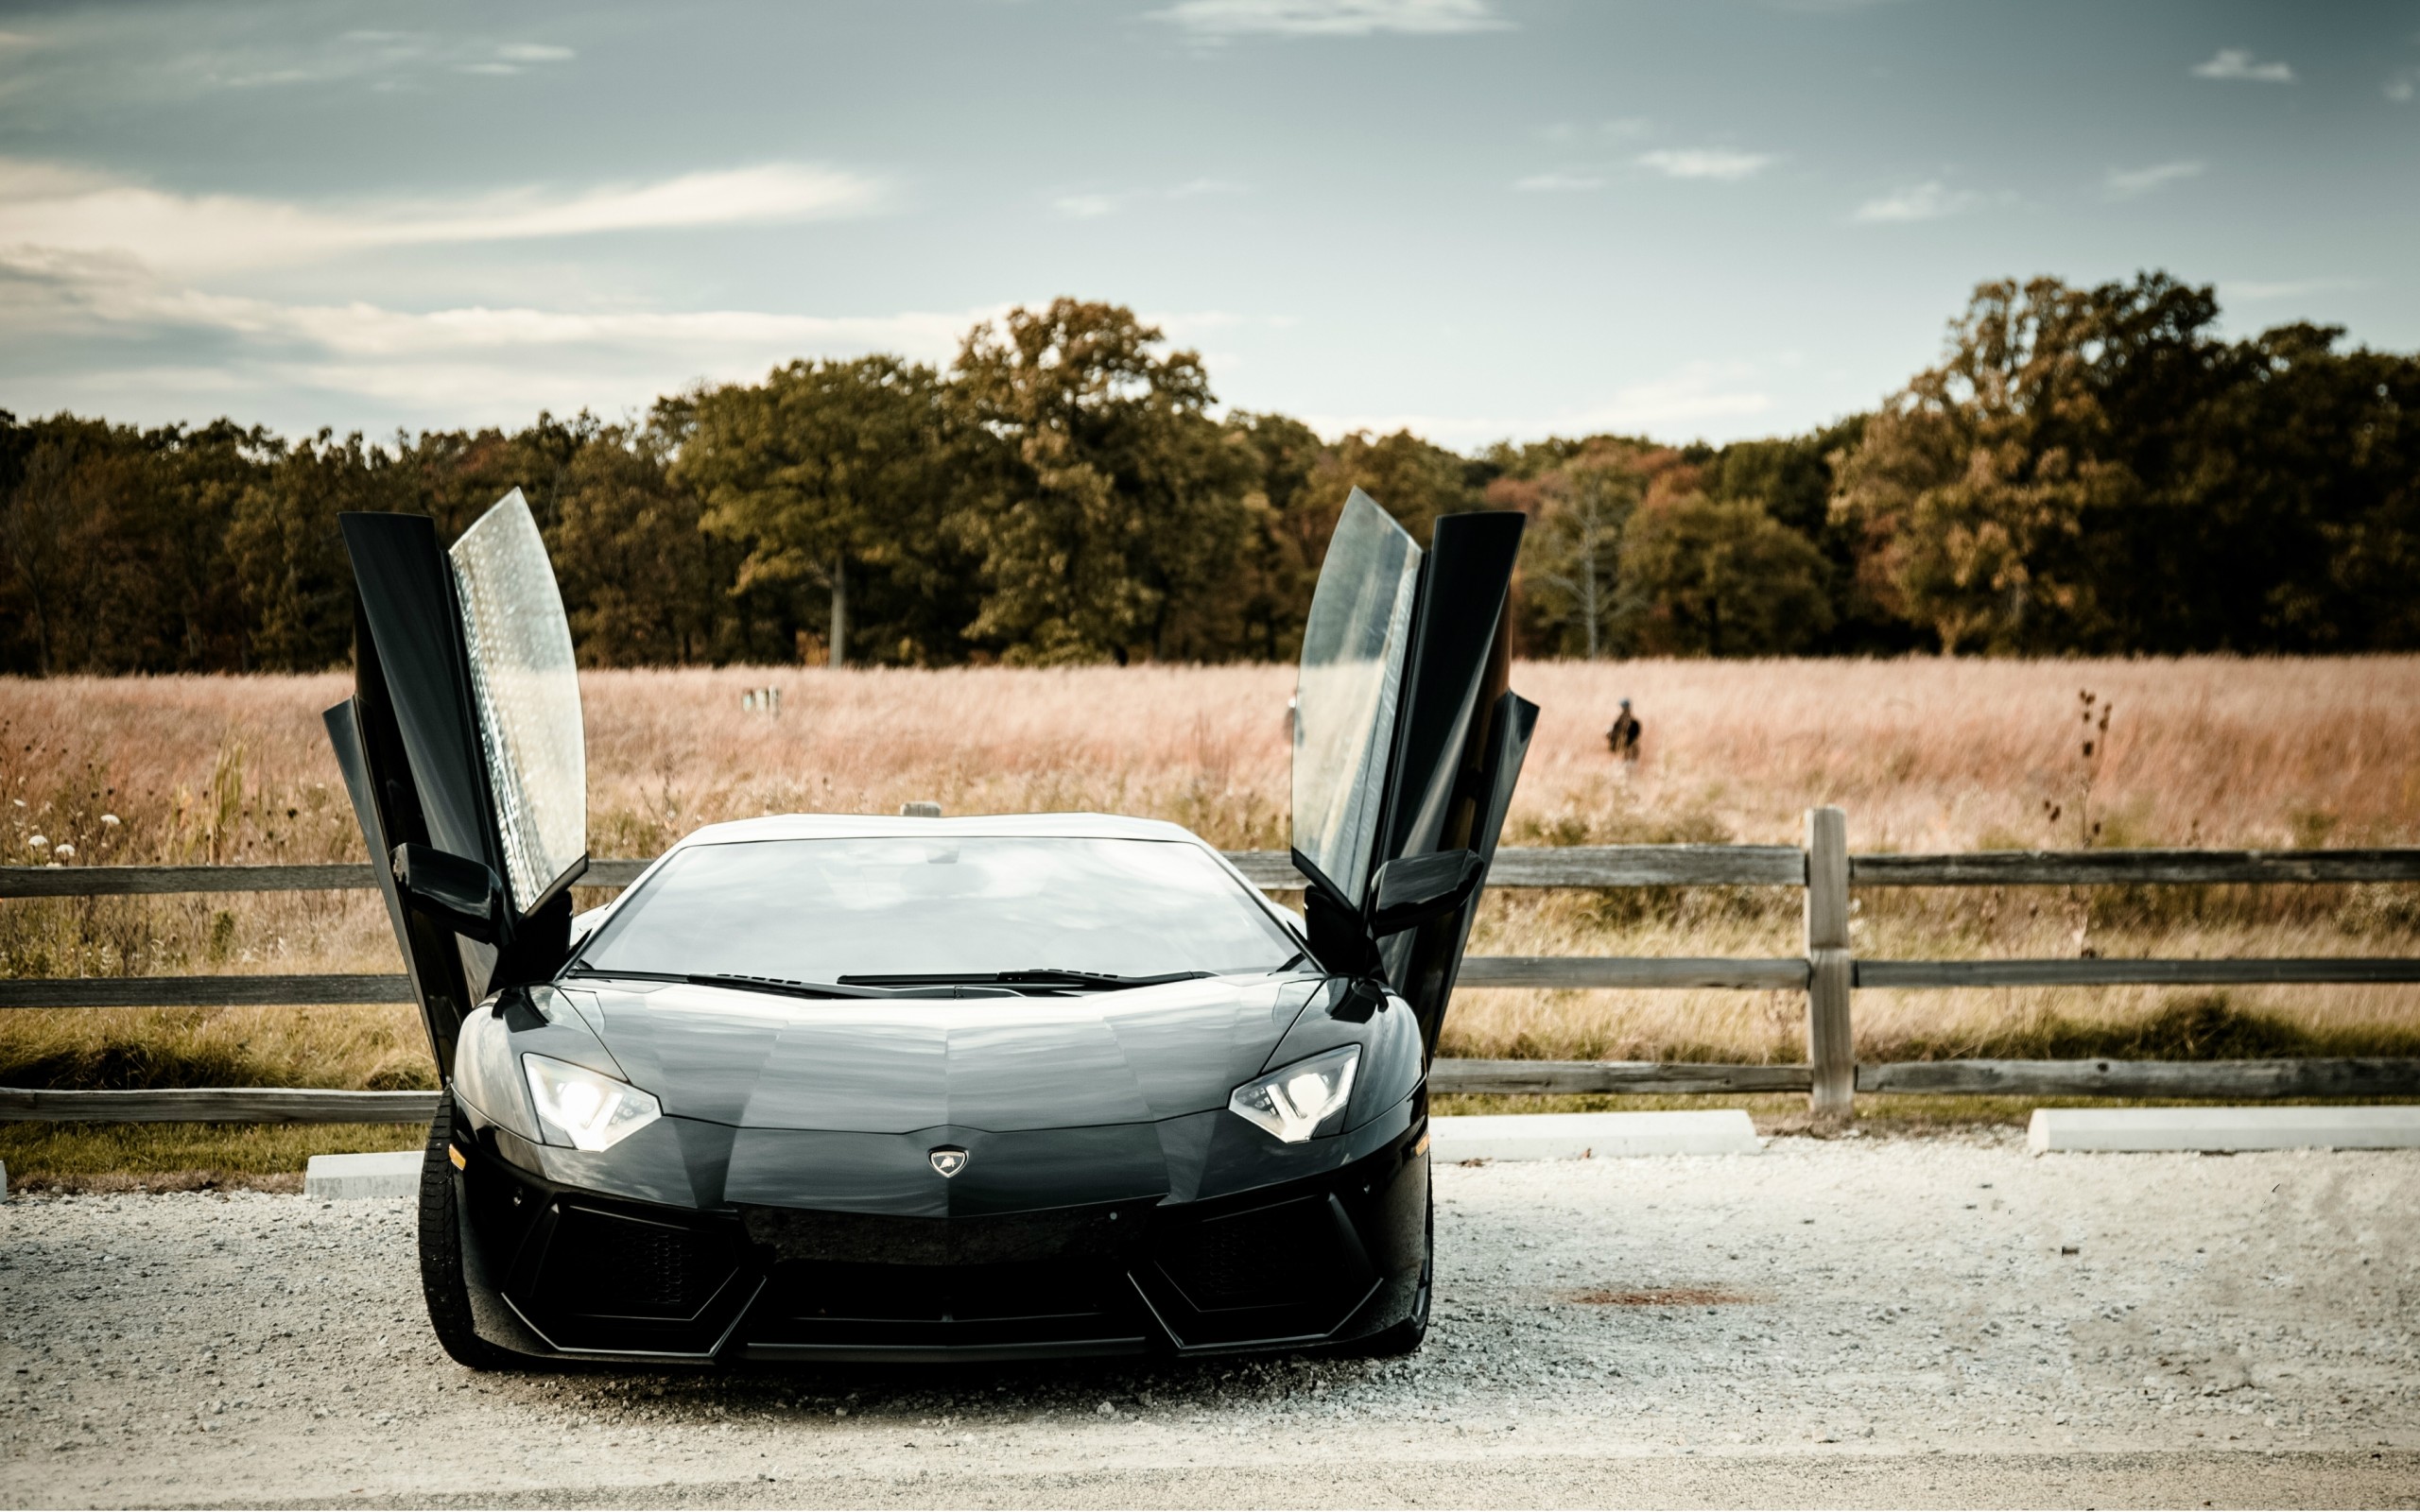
xmin=418 ymin=1094 xmax=517 ymax=1371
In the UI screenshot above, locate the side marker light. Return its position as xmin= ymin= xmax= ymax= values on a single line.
xmin=447 ymin=1144 xmax=467 ymax=1170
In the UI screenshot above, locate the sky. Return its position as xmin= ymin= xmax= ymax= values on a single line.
xmin=0 ymin=0 xmax=2414 ymax=450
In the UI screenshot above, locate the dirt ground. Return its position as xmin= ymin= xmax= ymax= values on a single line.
xmin=3 ymin=1132 xmax=2416 ymax=1510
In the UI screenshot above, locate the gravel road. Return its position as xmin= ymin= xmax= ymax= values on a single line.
xmin=5 ymin=1130 xmax=2416 ymax=1509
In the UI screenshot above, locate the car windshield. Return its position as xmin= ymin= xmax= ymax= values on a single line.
xmin=572 ymin=835 xmax=1303 ymax=988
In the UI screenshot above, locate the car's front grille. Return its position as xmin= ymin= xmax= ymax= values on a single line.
xmin=539 ymin=1204 xmax=743 ymax=1320
xmin=1153 ymin=1193 xmax=1353 ymax=1312
xmin=742 ymin=1254 xmax=1144 ymax=1356
xmin=737 ymin=1198 xmax=1153 ymax=1267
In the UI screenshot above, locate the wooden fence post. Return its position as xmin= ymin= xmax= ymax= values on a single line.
xmin=1805 ymin=806 xmax=1854 ymax=1118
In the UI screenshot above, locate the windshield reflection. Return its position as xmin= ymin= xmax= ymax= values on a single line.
xmin=577 ymin=835 xmax=1303 ymax=987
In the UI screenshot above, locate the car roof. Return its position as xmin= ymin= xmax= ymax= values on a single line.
xmin=666 ymin=811 xmax=1214 ymax=850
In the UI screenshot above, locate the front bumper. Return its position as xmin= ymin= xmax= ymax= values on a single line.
xmin=447 ymin=1108 xmax=1430 ymax=1364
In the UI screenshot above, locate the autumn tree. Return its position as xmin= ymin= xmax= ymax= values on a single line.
xmin=0 ymin=417 xmax=153 ymax=674
xmin=6 ymin=279 xmax=2415 ymax=673
xmin=679 ymin=356 xmax=966 ymax=666
xmin=1827 ymin=277 xmax=2135 ymax=653
xmin=1510 ymin=449 xmax=1643 ymax=659
xmin=229 ymin=432 xmax=404 ymax=670
xmin=947 ymin=301 xmax=1251 ymax=663
xmin=1617 ymin=492 xmax=1831 ymax=656
xmin=1223 ymin=411 xmax=1329 ymax=661
xmin=1300 ymin=429 xmax=1485 ymax=549
xmin=545 ymin=402 xmax=746 ymax=665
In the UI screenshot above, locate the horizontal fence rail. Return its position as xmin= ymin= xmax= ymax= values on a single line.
xmin=1848 ymin=849 xmax=2420 ymax=887
xmin=7 ymin=822 xmax=2418 ymax=1119
xmin=1857 ymin=958 xmax=2420 ymax=988
xmin=1855 ymin=1057 xmax=2420 ymax=1099
xmin=10 ymin=1055 xmax=2418 ymax=1123
xmin=0 ymin=974 xmax=416 ymax=1009
xmin=19 ymin=954 xmax=2413 ymax=1010
xmin=17 ymin=843 xmax=2420 ymax=900
xmin=0 ymin=1086 xmax=442 ymax=1123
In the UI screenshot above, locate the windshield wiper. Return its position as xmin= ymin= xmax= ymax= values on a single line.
xmin=562 ymin=965 xmax=896 ymax=1000
xmin=836 ymin=968 xmax=1216 ymax=991
xmin=685 ymin=972 xmax=902 ymax=1000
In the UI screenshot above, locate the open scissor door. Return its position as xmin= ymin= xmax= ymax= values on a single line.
xmin=1291 ymin=490 xmax=1538 ymax=1059
xmin=322 ymin=490 xmax=587 ymax=1078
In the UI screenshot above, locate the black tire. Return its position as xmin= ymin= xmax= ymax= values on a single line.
xmin=1350 ymin=1169 xmax=1433 ymax=1358
xmin=419 ymin=1095 xmax=514 ymax=1370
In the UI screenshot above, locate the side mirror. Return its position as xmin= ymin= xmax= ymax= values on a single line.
xmin=1364 ymin=850 xmax=1487 ymax=938
xmin=392 ymin=843 xmax=504 ymax=943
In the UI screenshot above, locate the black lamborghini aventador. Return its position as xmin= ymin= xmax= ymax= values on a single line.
xmin=325 ymin=485 xmax=1538 ymax=1367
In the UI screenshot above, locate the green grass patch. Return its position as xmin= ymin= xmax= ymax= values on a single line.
xmin=0 ymin=1004 xmax=436 ymax=1092
xmin=0 ymin=1120 xmax=424 ymax=1191
xmin=1874 ymin=993 xmax=2420 ymax=1062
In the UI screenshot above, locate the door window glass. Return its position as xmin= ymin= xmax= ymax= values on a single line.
xmin=451 ymin=490 xmax=586 ymax=910
xmin=1291 ymin=490 xmax=1421 ymax=906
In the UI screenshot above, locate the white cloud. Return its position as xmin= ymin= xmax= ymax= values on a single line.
xmin=2103 ymin=160 xmax=2204 ymax=198
xmin=2388 ymin=71 xmax=2416 ymax=102
xmin=1513 ymin=170 xmax=1604 ymax=192
xmin=1636 ymin=147 xmax=1774 ymax=182
xmin=0 ymin=29 xmax=43 ymax=52
xmin=0 ymin=247 xmax=1001 ymax=421
xmin=1153 ymin=0 xmax=1508 ymax=39
xmin=1300 ymin=360 xmax=1776 ymax=448
xmin=1052 ymin=180 xmax=1250 ymax=215
xmin=1852 ymin=180 xmax=1984 ymax=223
xmin=2192 ymin=48 xmax=2294 ymax=83
xmin=0 ymin=158 xmax=887 ymax=278
xmin=455 ymin=43 xmax=576 ymax=77
xmin=192 ymin=30 xmax=577 ymax=90
xmin=2220 ymin=277 xmax=2360 ymax=301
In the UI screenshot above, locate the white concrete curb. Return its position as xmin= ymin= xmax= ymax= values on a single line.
xmin=303 ymin=1150 xmax=421 ymax=1199
xmin=2029 ymin=1105 xmax=2420 ymax=1154
xmin=1431 ymin=1109 xmax=1760 ymax=1160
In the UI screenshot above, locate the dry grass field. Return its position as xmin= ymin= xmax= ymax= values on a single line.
xmin=4 ymin=657 xmax=2418 ymax=1177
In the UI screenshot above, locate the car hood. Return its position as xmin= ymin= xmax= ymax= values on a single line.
xmin=555 ymin=974 xmax=1324 ymax=1134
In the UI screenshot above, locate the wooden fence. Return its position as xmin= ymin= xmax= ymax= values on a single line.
xmin=6 ymin=806 xmax=2418 ymax=1123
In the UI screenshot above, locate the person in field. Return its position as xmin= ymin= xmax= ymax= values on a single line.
xmin=1605 ymin=697 xmax=1642 ymax=769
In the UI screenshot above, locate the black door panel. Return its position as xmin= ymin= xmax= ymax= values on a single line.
xmin=326 ymin=490 xmax=589 ymax=1079
xmin=339 ymin=511 xmax=501 ymax=880
xmin=1289 ymin=491 xmax=1537 ymax=1056
xmin=1379 ymin=510 xmax=1528 ymax=865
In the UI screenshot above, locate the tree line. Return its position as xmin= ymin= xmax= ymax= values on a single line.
xmin=3 ymin=275 xmax=2413 ymax=676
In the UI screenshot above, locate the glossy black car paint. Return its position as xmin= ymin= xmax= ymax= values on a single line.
xmin=326 ymin=490 xmax=1527 ymax=1366
xmin=442 ymin=972 xmax=1431 ymax=1363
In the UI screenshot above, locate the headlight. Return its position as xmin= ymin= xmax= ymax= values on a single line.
xmin=522 ymin=1053 xmax=662 ymax=1152
xmin=1228 ymin=1045 xmax=1359 ymax=1143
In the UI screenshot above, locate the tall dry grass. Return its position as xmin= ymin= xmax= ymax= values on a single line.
xmin=4 ymin=658 xmax=2418 ymax=1092
xmin=10 ymin=656 xmax=2416 ymax=865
